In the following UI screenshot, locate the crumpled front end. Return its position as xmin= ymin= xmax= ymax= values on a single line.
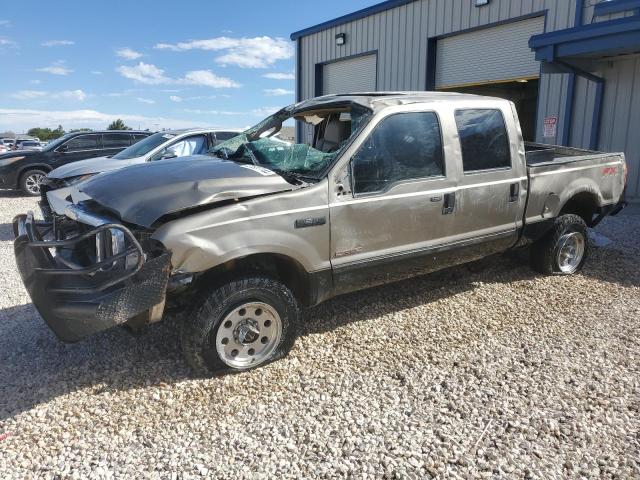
xmin=13 ymin=207 xmax=171 ymax=342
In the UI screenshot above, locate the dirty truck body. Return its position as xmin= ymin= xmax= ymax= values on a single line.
xmin=13 ymin=93 xmax=626 ymax=375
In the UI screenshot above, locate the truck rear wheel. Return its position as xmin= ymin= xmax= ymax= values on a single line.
xmin=181 ymin=276 xmax=300 ymax=376
xmin=530 ymin=214 xmax=589 ymax=275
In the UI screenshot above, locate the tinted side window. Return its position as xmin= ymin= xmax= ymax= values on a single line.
xmin=133 ymin=134 xmax=148 ymax=143
xmin=64 ymin=134 xmax=101 ymax=151
xmin=454 ymin=109 xmax=510 ymax=172
xmin=352 ymin=112 xmax=445 ymax=194
xmin=103 ymin=133 xmax=131 ymax=148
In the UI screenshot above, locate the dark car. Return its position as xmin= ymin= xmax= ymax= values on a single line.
xmin=0 ymin=130 xmax=151 ymax=196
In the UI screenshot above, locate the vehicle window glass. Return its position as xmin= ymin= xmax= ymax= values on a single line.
xmin=133 ymin=134 xmax=148 ymax=143
xmin=454 ymin=109 xmax=510 ymax=172
xmin=160 ymin=135 xmax=208 ymax=159
xmin=352 ymin=111 xmax=445 ymax=194
xmin=214 ymin=132 xmax=238 ymax=141
xmin=64 ymin=134 xmax=101 ymax=151
xmin=103 ymin=133 xmax=131 ymax=148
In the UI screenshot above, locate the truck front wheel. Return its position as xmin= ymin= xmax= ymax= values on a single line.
xmin=530 ymin=214 xmax=589 ymax=275
xmin=181 ymin=276 xmax=300 ymax=376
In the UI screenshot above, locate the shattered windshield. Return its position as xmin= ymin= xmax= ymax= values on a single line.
xmin=210 ymin=103 xmax=372 ymax=180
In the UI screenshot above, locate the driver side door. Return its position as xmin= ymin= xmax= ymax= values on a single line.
xmin=329 ymin=108 xmax=458 ymax=295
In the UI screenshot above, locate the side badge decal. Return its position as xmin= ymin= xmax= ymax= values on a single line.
xmin=295 ymin=217 xmax=326 ymax=229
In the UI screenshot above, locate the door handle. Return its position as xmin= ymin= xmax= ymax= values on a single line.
xmin=442 ymin=192 xmax=455 ymax=215
xmin=509 ymin=183 xmax=520 ymax=203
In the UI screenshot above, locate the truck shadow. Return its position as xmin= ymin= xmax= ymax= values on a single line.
xmin=0 ymin=190 xmax=28 ymax=198
xmin=0 ymin=245 xmax=636 ymax=422
xmin=0 ymin=223 xmax=15 ymax=241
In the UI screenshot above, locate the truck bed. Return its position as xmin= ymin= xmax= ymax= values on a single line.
xmin=523 ymin=142 xmax=626 ymax=227
xmin=525 ymin=142 xmax=609 ymax=166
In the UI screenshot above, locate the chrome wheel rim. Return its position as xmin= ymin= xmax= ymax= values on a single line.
xmin=556 ymin=232 xmax=585 ymax=273
xmin=25 ymin=173 xmax=44 ymax=195
xmin=215 ymin=302 xmax=282 ymax=369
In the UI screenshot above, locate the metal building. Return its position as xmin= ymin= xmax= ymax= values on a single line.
xmin=291 ymin=0 xmax=640 ymax=201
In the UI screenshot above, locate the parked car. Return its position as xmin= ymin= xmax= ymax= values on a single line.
xmin=0 ymin=144 xmax=8 ymax=154
xmin=15 ymin=140 xmax=43 ymax=151
xmin=13 ymin=93 xmax=626 ymax=376
xmin=40 ymin=128 xmax=241 ymax=216
xmin=2 ymin=138 xmax=15 ymax=149
xmin=0 ymin=130 xmax=151 ymax=195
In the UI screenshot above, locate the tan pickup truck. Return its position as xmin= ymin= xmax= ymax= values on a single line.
xmin=13 ymin=92 xmax=626 ymax=375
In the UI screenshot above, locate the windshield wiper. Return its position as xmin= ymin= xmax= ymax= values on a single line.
xmin=271 ymin=169 xmax=315 ymax=185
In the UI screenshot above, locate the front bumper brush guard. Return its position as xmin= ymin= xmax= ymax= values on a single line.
xmin=13 ymin=212 xmax=171 ymax=342
xmin=15 ymin=211 xmax=145 ymax=294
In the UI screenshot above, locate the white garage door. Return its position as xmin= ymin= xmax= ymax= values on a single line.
xmin=436 ymin=16 xmax=545 ymax=89
xmin=322 ymin=54 xmax=377 ymax=95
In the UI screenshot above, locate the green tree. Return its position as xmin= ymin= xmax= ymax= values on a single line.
xmin=26 ymin=126 xmax=66 ymax=141
xmin=107 ymin=119 xmax=131 ymax=130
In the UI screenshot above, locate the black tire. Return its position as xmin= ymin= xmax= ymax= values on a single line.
xmin=530 ymin=214 xmax=589 ymax=275
xmin=19 ymin=169 xmax=47 ymax=196
xmin=181 ymin=276 xmax=300 ymax=376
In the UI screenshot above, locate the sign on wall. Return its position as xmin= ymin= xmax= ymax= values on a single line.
xmin=543 ymin=116 xmax=558 ymax=138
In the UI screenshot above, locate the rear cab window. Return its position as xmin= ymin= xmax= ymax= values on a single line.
xmin=352 ymin=111 xmax=445 ymax=195
xmin=454 ymin=109 xmax=511 ymax=173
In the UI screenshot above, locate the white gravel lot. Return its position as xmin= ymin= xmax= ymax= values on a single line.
xmin=0 ymin=191 xmax=638 ymax=479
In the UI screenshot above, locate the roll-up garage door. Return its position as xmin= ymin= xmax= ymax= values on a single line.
xmin=436 ymin=16 xmax=545 ymax=89
xmin=322 ymin=54 xmax=377 ymax=95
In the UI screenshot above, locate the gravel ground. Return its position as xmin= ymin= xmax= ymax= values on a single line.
xmin=0 ymin=191 xmax=638 ymax=479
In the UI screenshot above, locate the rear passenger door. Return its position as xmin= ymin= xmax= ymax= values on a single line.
xmin=329 ymin=107 xmax=458 ymax=294
xmin=450 ymin=107 xmax=525 ymax=257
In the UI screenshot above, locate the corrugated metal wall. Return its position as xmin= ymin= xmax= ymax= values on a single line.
xmin=598 ymin=56 xmax=640 ymax=198
xmin=297 ymin=0 xmax=640 ymax=199
xmin=298 ymin=0 xmax=576 ymax=144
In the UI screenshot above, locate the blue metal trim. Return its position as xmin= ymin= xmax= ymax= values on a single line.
xmin=290 ymin=0 xmax=415 ymax=40
xmin=590 ymin=80 xmax=604 ymax=150
xmin=574 ymin=0 xmax=584 ymax=26
xmin=562 ymin=73 xmax=576 ymax=146
xmin=530 ymin=15 xmax=640 ymax=48
xmin=425 ymin=38 xmax=437 ymax=91
xmin=593 ymin=0 xmax=640 ymax=17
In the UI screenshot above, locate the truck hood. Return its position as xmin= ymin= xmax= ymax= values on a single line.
xmin=48 ymin=155 xmax=141 ymax=179
xmin=76 ymin=156 xmax=295 ymax=228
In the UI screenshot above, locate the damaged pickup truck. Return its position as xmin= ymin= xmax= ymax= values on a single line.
xmin=13 ymin=92 xmax=626 ymax=375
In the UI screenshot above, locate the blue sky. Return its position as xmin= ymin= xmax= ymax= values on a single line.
xmin=0 ymin=0 xmax=377 ymax=133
